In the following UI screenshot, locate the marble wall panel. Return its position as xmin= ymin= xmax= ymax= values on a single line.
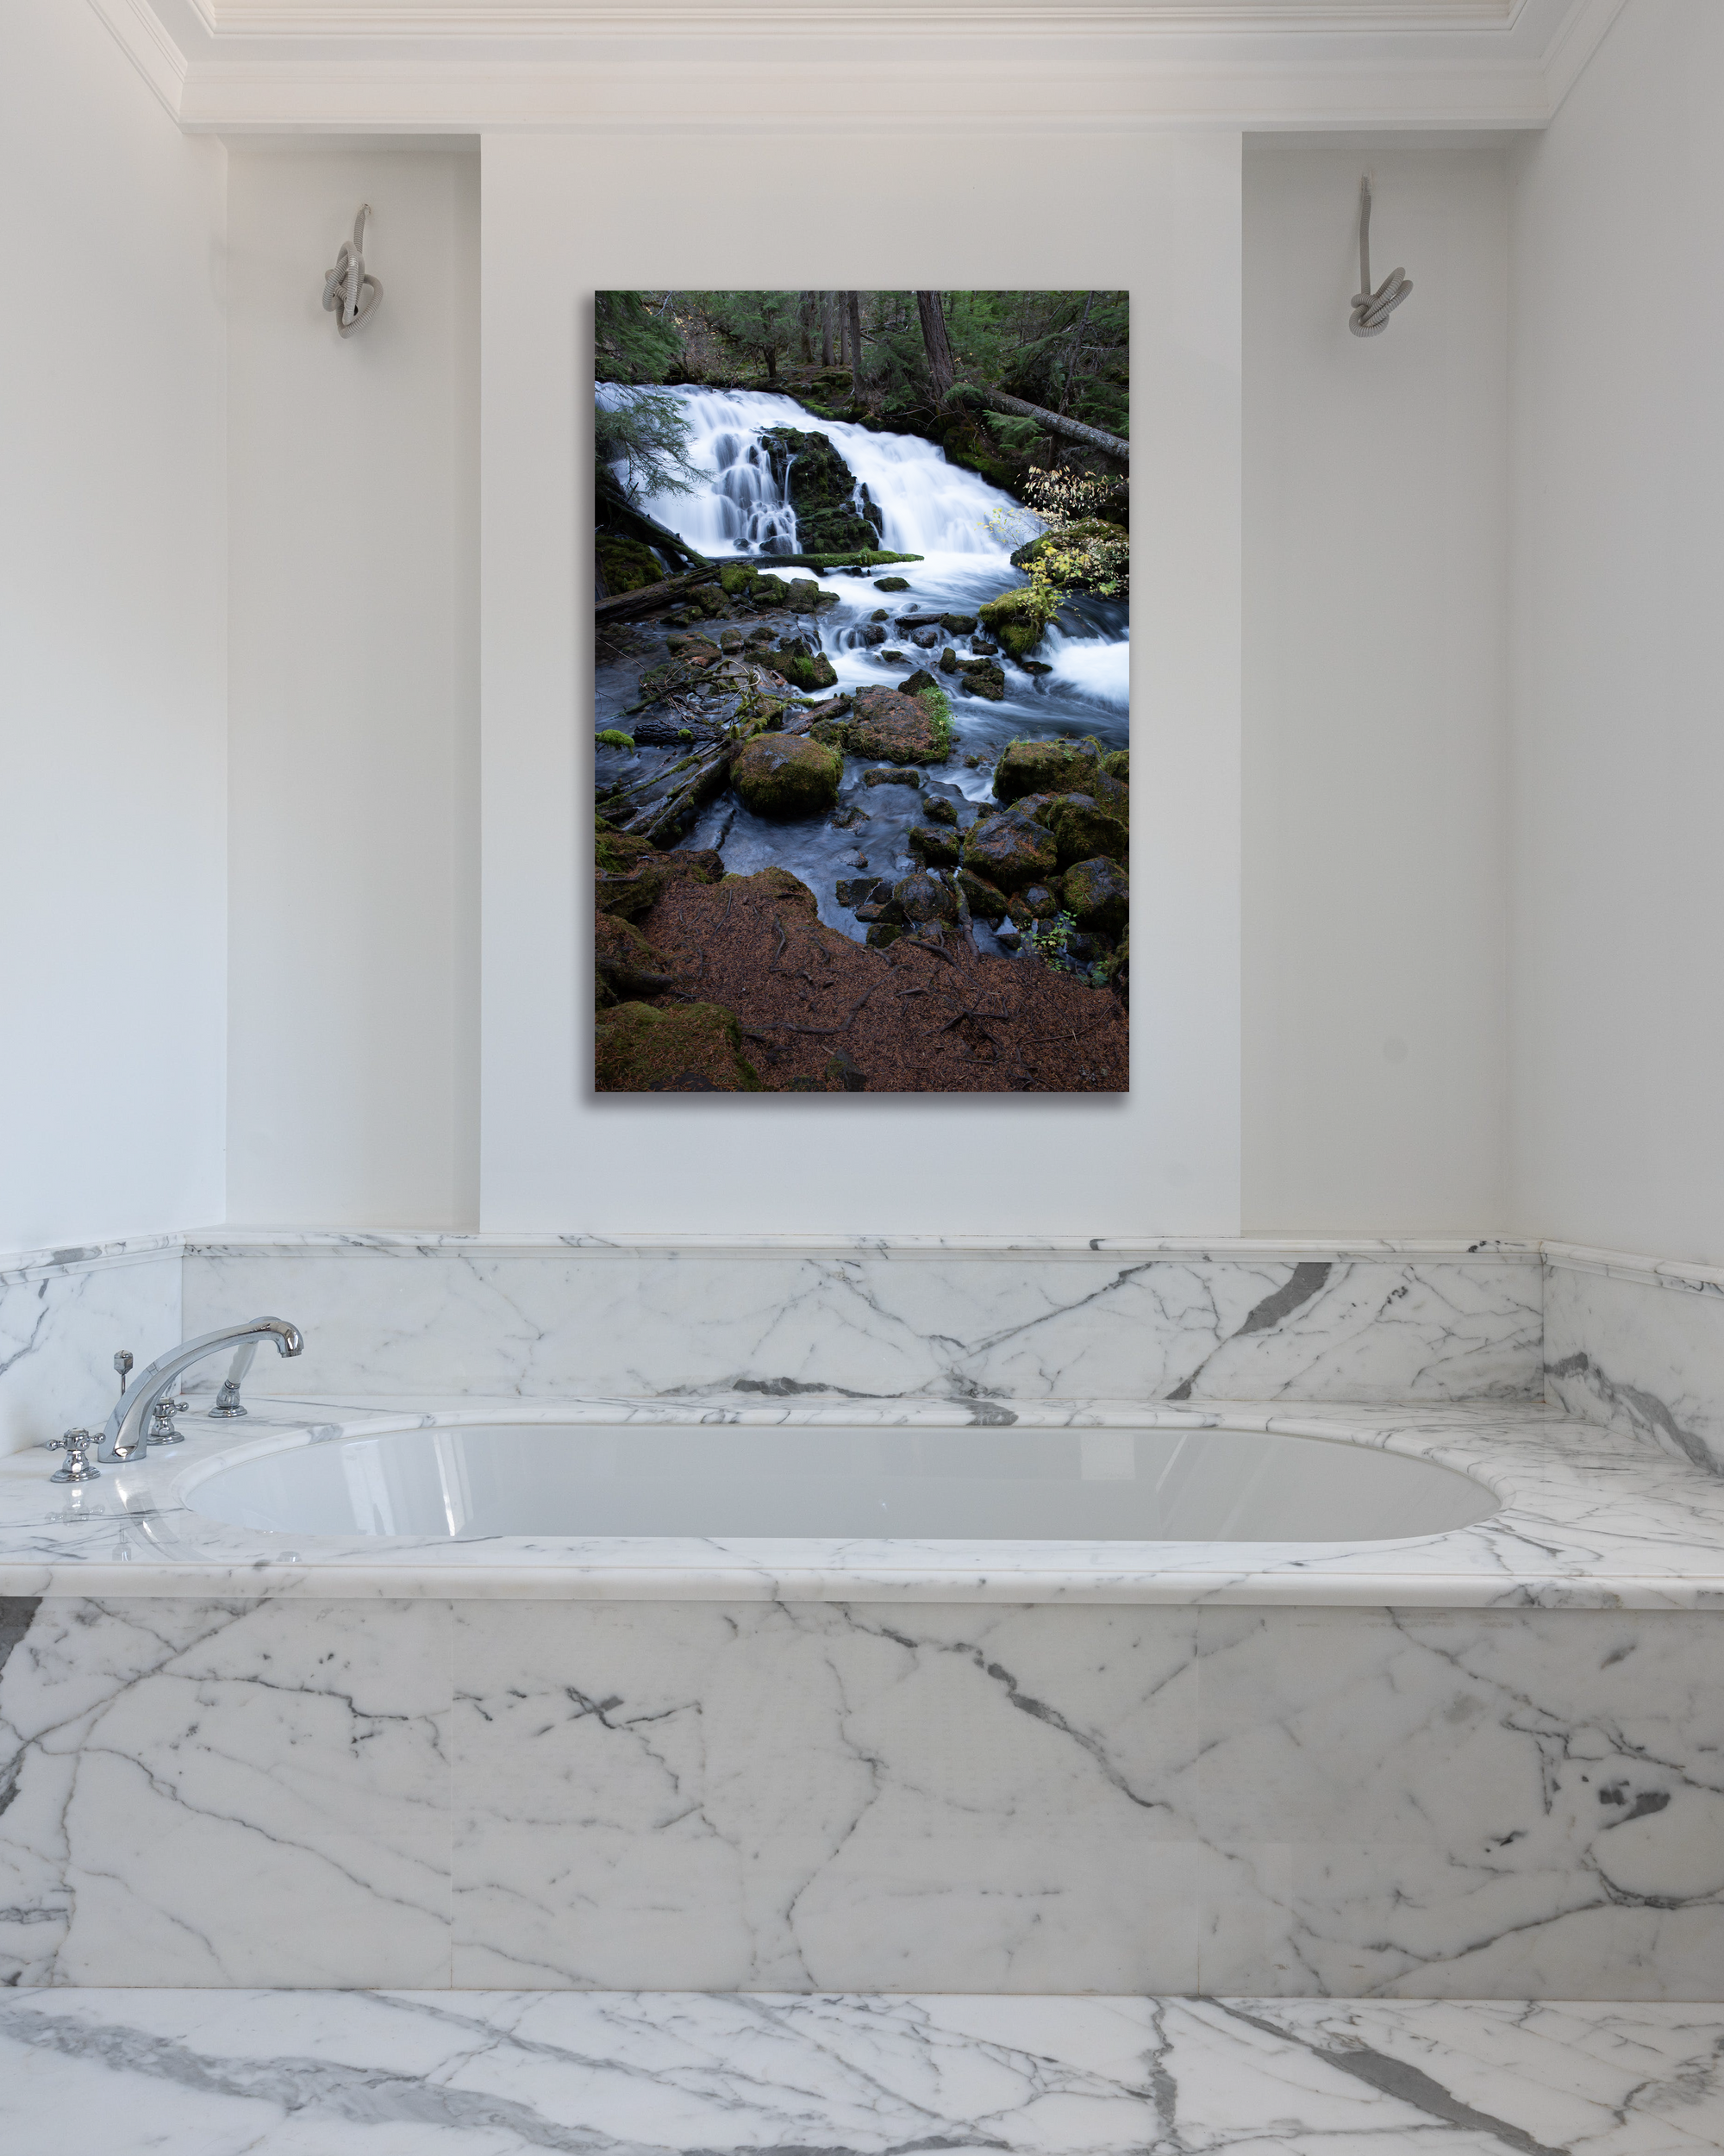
xmin=182 ymin=1244 xmax=1544 ymax=1406
xmin=0 ymin=1596 xmax=453 ymax=1986
xmin=9 ymin=1592 xmax=1718 ymax=1997
xmin=0 ymin=1243 xmax=180 ymax=1459
xmin=1546 ymin=1257 xmax=1724 ymax=1475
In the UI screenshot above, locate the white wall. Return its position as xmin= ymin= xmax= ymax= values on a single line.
xmin=1509 ymin=0 xmax=1724 ymax=1267
xmin=0 ymin=0 xmax=227 ymax=1252
xmin=226 ymin=148 xmax=481 ymax=1228
xmin=1242 ymin=138 xmax=1512 ymax=1236
xmin=480 ymin=131 xmax=1242 ymax=1236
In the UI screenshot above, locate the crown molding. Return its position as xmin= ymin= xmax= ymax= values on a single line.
xmin=90 ymin=0 xmax=1624 ymax=134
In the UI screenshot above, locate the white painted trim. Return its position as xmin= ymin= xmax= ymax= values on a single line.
xmin=85 ymin=0 xmax=190 ymax=120
xmin=82 ymin=0 xmax=1615 ymax=134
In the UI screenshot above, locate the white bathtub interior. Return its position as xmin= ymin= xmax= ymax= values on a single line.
xmin=179 ymin=1419 xmax=1500 ymax=1541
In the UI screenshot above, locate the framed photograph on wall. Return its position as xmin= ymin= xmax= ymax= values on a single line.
xmin=593 ymin=291 xmax=1129 ymax=1094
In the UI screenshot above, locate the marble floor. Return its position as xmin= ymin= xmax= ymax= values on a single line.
xmin=0 ymin=1991 xmax=1721 ymax=2155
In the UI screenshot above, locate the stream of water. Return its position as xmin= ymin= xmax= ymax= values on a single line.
xmin=599 ymin=386 xmax=1129 ymax=941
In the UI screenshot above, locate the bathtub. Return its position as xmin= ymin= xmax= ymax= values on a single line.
xmin=181 ymin=1416 xmax=1497 ymax=1543
xmin=3 ymin=1395 xmax=1724 ymax=1997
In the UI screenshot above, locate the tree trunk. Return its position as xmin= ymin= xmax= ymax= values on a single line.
xmin=978 ymin=387 xmax=1129 ymax=466
xmin=847 ymin=291 xmax=865 ymax=399
xmin=797 ymin=291 xmax=817 ymax=363
xmin=915 ymin=291 xmax=955 ymax=401
xmin=821 ymin=292 xmax=834 ymax=366
xmin=1058 ymin=291 xmax=1095 ymax=416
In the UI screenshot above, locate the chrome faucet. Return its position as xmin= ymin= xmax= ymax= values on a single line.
xmin=97 ymin=1317 xmax=304 ymax=1464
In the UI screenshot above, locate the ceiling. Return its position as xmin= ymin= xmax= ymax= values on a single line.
xmin=91 ymin=0 xmax=1626 ymax=131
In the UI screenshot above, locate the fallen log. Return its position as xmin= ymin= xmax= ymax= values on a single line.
xmin=595 ymin=565 xmax=722 ymax=623
xmin=974 ymin=387 xmax=1129 ymax=466
xmin=730 ymin=552 xmax=922 ymax=573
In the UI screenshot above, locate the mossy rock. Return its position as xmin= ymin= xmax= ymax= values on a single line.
xmin=1009 ymin=519 xmax=1128 ymax=586
xmin=594 ymin=847 xmax=724 ymax=920
xmin=895 ymin=869 xmax=958 ymax=925
xmin=1102 ymin=747 xmax=1128 ymax=783
xmin=846 ymin=686 xmax=948 ymax=766
xmin=960 ymin=809 xmax=1059 ymax=891
xmin=775 ymin=648 xmax=839 ymax=693
xmin=978 ymin=588 xmax=1057 ymax=662
xmin=940 ymin=613 xmax=978 ymax=634
xmin=784 ymin=578 xmax=840 ymax=615
xmin=901 ymin=667 xmax=937 ymax=697
xmin=955 ymin=659 xmax=1006 ymax=702
xmin=1019 ymin=883 xmax=1061 ymax=920
xmin=759 ymin=427 xmax=880 ymax=554
xmin=1063 ymin=856 xmax=1130 ymax=935
xmin=992 ymin=736 xmax=1106 ymax=806
xmin=594 ymin=817 xmax=652 ymax=877
xmin=595 ymin=1001 xmax=762 ymax=1092
xmin=732 ymin=734 xmax=843 ymax=818
xmin=955 ymin=868 xmax=1008 ymax=922
xmin=921 ymin=795 xmax=958 ymax=826
xmin=719 ymin=562 xmax=756 ymax=597
xmin=721 ymin=865 xmax=821 ymax=914
xmin=909 ymin=822 xmax=961 ymax=867
xmin=875 ymin=576 xmax=911 ymax=593
xmin=1047 ymin=794 xmax=1129 ymax=868
xmin=597 ymin=534 xmax=665 ymax=595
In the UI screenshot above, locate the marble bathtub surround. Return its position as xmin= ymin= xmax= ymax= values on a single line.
xmin=2 ymin=1990 xmax=1720 ymax=2156
xmin=179 ymin=1231 xmax=1546 ymax=1406
xmin=3 ymin=1581 xmax=1722 ymax=1994
xmin=3 ymin=1399 xmax=1724 ymax=1996
xmin=4 ymin=1396 xmax=1724 ymax=1606
xmin=1545 ymin=1245 xmax=1724 ymax=1476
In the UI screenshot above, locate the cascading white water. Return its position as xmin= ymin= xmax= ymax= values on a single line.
xmin=603 ymin=384 xmax=1025 ymax=561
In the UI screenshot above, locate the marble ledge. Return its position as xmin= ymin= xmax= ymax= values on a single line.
xmin=2 ymin=1990 xmax=1719 ymax=2156
xmin=6 ymin=1393 xmax=1724 ymax=1609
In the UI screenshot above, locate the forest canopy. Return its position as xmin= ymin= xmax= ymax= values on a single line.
xmin=594 ymin=290 xmax=1129 ymax=445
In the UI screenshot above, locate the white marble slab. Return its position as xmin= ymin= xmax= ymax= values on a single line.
xmin=180 ymin=1233 xmax=1545 ymax=1406
xmin=5 ymin=1581 xmax=1723 ymax=1996
xmin=1 ymin=1989 xmax=1721 ymax=2153
xmin=5 ymin=1395 xmax=1724 ymax=1609
xmin=0 ymin=1237 xmax=180 ymax=1460
xmin=1546 ymin=1249 xmax=1724 ymax=1476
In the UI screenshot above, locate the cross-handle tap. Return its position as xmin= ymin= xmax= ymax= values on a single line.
xmin=97 ymin=1318 xmax=303 ymax=1464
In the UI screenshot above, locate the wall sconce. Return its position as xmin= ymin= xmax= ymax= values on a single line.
xmin=1349 ymin=178 xmax=1412 ymax=338
xmin=322 ymin=204 xmax=383 ymax=338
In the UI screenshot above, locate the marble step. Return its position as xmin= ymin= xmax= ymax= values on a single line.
xmin=0 ymin=1990 xmax=1718 ymax=2154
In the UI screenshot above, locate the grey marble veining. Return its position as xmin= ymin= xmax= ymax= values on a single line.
xmin=180 ymin=1235 xmax=1545 ymax=1406
xmin=0 ymin=1239 xmax=180 ymax=1460
xmin=0 ymin=1989 xmax=1720 ymax=2153
xmin=1546 ymin=1250 xmax=1724 ymax=1477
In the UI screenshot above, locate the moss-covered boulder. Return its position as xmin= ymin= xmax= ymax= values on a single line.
xmin=595 ymin=1001 xmax=762 ymax=1092
xmin=1102 ymin=747 xmax=1127 ymax=783
xmin=1091 ymin=770 xmax=1130 ymax=821
xmin=846 ymin=686 xmax=947 ymax=765
xmin=908 ymin=821 xmax=961 ymax=866
xmin=597 ymin=534 xmax=665 ymax=595
xmin=1047 ymin=794 xmax=1129 ymax=868
xmin=784 ymin=578 xmax=840 ymax=615
xmin=955 ymin=659 xmax=1006 ymax=702
xmin=978 ymin=588 xmax=1057 ymax=661
xmin=955 ymin=867 xmax=1009 ymax=922
xmin=595 ymin=847 xmax=724 ymax=919
xmin=940 ymin=613 xmax=978 ymax=634
xmin=720 ymin=865 xmax=821 ymax=915
xmin=1020 ymin=883 xmax=1062 ymax=920
xmin=594 ymin=816 xmax=652 ymax=876
xmin=731 ymin=734 xmax=842 ymax=818
xmin=1063 ymin=856 xmax=1129 ymax=934
xmin=992 ymin=736 xmax=1105 ymax=805
xmin=900 ymin=667 xmax=937 ymax=697
xmin=961 ymin=809 xmax=1059 ymax=891
xmin=760 ymin=427 xmax=880 ymax=554
xmin=921 ymin=795 xmax=958 ymax=826
xmin=774 ymin=647 xmax=839 ymax=694
xmin=1009 ymin=519 xmax=1129 ymax=589
xmin=594 ymin=912 xmax=679 ymax=1006
xmin=875 ymin=575 xmax=910 ymax=593
xmin=895 ymin=869 xmax=958 ymax=925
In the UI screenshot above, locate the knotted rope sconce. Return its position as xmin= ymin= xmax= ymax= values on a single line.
xmin=1349 ymin=178 xmax=1412 ymax=338
xmin=322 ymin=204 xmax=383 ymax=338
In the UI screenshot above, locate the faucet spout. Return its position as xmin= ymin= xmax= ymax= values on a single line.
xmin=98 ymin=1317 xmax=303 ymax=1463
